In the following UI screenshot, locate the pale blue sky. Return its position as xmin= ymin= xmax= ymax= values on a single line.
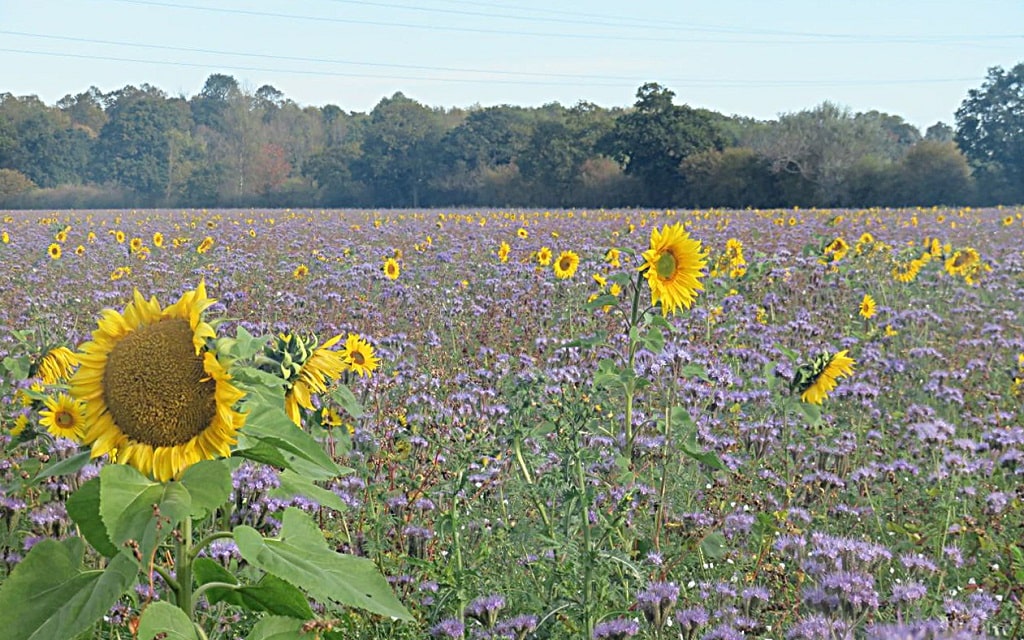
xmin=2 ymin=0 xmax=1021 ymax=129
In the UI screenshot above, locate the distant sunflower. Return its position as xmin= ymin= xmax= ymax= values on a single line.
xmin=48 ymin=243 xmax=62 ymax=260
xmin=129 ymin=237 xmax=144 ymax=253
xmin=75 ymin=245 xmax=85 ymax=256
xmin=639 ymin=222 xmax=707 ymax=315
xmin=341 ymin=333 xmax=380 ymax=377
xmin=113 ymin=230 xmax=126 ymax=244
xmin=517 ymin=227 xmax=529 ymax=239
xmin=537 ymin=246 xmax=552 ymax=266
xmin=34 ymin=346 xmax=78 ymax=384
xmin=152 ymin=232 xmax=164 ymax=248
xmin=39 ymin=393 xmax=86 ymax=440
xmin=197 ymin=236 xmax=215 ymax=254
xmin=859 ymin=294 xmax=877 ymax=319
xmin=793 ymin=350 xmax=855 ymax=405
xmin=605 ymin=248 xmax=621 ymax=268
xmin=70 ymin=281 xmax=246 ymax=482
xmin=293 ymin=264 xmax=309 ymax=279
xmin=944 ymin=247 xmax=980 ymax=278
xmin=497 ymin=241 xmax=511 ymax=264
xmin=553 ymin=250 xmax=579 ymax=279
xmin=383 ymin=257 xmax=401 ymax=280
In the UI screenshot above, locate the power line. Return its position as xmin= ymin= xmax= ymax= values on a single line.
xmin=0 ymin=44 xmax=981 ymax=91
xmin=93 ymin=0 xmax=1023 ymax=47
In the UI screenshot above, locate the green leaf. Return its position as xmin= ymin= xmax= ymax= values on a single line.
xmin=2 ymin=355 xmax=30 ymax=379
xmin=234 ymin=508 xmax=412 ymax=621
xmin=680 ymin=363 xmax=710 ymax=381
xmin=0 ymin=538 xmax=137 ymax=640
xmin=669 ymin=406 xmax=696 ymax=432
xmin=194 ymin=558 xmax=314 ymax=619
xmin=219 ymin=327 xmax=270 ymax=361
xmin=179 ymin=459 xmax=232 ymax=519
xmin=330 ymin=384 xmax=364 ymax=419
xmin=242 ymin=400 xmax=341 ymax=479
xmin=583 ymin=294 xmax=619 ymax=312
xmin=797 ymin=401 xmax=822 ymax=427
xmin=137 ymin=601 xmax=200 ymax=640
xmin=558 ymin=332 xmax=608 ymax=351
xmin=246 ymin=616 xmax=310 ymax=640
xmin=272 ymin=469 xmax=349 ymax=513
xmin=233 ymin=366 xmax=290 ymax=392
xmin=99 ymin=465 xmax=192 ymax=561
xmin=31 ymin=449 xmax=92 ymax=484
xmin=700 ymin=532 xmax=728 ymax=559
xmin=66 ymin=476 xmax=120 ymax=558
xmin=644 ymin=313 xmax=675 ymax=333
xmin=640 ymin=326 xmax=665 ymax=354
xmin=234 ymin=439 xmax=291 ymax=469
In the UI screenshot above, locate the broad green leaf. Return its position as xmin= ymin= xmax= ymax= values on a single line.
xmin=234 ymin=439 xmax=291 ymax=469
xmin=330 ymin=384 xmax=364 ymax=419
xmin=680 ymin=363 xmax=710 ymax=381
xmin=583 ymin=294 xmax=619 ymax=312
xmin=797 ymin=401 xmax=822 ymax=427
xmin=669 ymin=406 xmax=696 ymax=432
xmin=645 ymin=313 xmax=675 ymax=333
xmin=99 ymin=465 xmax=192 ymax=561
xmin=137 ymin=601 xmax=200 ymax=640
xmin=233 ymin=366 xmax=290 ymax=392
xmin=242 ymin=400 xmax=340 ymax=478
xmin=194 ymin=558 xmax=314 ymax=619
xmin=179 ymin=459 xmax=232 ymax=519
xmin=31 ymin=449 xmax=92 ymax=484
xmin=234 ymin=508 xmax=412 ymax=621
xmin=2 ymin=355 xmax=30 ymax=379
xmin=272 ymin=469 xmax=349 ymax=513
xmin=246 ymin=616 xmax=310 ymax=640
xmin=219 ymin=327 xmax=270 ymax=361
xmin=0 ymin=538 xmax=137 ymax=640
xmin=641 ymin=325 xmax=665 ymax=354
xmin=66 ymin=476 xmax=120 ymax=558
xmin=680 ymin=443 xmax=728 ymax=472
xmin=558 ymin=332 xmax=608 ymax=351
xmin=700 ymin=532 xmax=728 ymax=559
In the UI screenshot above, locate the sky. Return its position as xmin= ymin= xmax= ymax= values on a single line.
xmin=2 ymin=0 xmax=1022 ymax=131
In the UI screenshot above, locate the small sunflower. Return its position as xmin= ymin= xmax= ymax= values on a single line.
xmin=75 ymin=245 xmax=85 ymax=256
xmin=48 ymin=243 xmax=62 ymax=260
xmin=70 ymin=281 xmax=246 ymax=482
xmin=293 ymin=264 xmax=309 ymax=279
xmin=129 ymin=237 xmax=144 ymax=253
xmin=859 ymin=294 xmax=876 ymax=319
xmin=342 ymin=333 xmax=380 ymax=377
xmin=34 ymin=346 xmax=79 ymax=384
xmin=793 ymin=350 xmax=855 ymax=405
xmin=605 ymin=248 xmax=621 ymax=268
xmin=39 ymin=393 xmax=86 ymax=440
xmin=113 ymin=230 xmax=126 ymax=244
xmin=153 ymin=232 xmax=164 ymax=248
xmin=197 ymin=236 xmax=215 ymax=254
xmin=517 ymin=227 xmax=529 ymax=239
xmin=537 ymin=246 xmax=552 ymax=266
xmin=639 ymin=222 xmax=707 ymax=315
xmin=269 ymin=334 xmax=348 ymax=426
xmin=553 ymin=250 xmax=579 ymax=279
xmin=383 ymin=257 xmax=401 ymax=280
xmin=497 ymin=241 xmax=511 ymax=264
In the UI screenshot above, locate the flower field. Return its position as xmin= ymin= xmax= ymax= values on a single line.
xmin=1 ymin=205 xmax=1023 ymax=639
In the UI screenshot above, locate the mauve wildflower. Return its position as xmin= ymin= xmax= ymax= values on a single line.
xmin=786 ymin=614 xmax=854 ymax=640
xmin=430 ymin=618 xmax=465 ymax=639
xmin=674 ymin=606 xmax=708 ymax=638
xmin=466 ymin=594 xmax=505 ymax=627
xmin=592 ymin=617 xmax=639 ymax=639
xmin=890 ymin=581 xmax=927 ymax=604
xmin=202 ymin=538 xmax=240 ymax=566
xmin=900 ymin=553 xmax=938 ymax=574
xmin=702 ymin=624 xmax=746 ymax=640
xmin=864 ymin=620 xmax=981 ymax=640
xmin=636 ymin=580 xmax=679 ymax=629
xmin=943 ymin=546 xmax=965 ymax=568
xmin=723 ymin=511 xmax=755 ymax=539
xmin=494 ymin=614 xmax=537 ymax=640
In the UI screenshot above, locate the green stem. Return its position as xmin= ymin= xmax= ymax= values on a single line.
xmin=176 ymin=517 xmax=194 ymax=619
xmin=188 ymin=531 xmax=235 ymax=561
xmin=192 ymin=580 xmax=241 ymax=603
xmin=513 ymin=436 xmax=552 ymax=533
xmin=574 ymin=446 xmax=594 ymax=640
xmin=623 ymin=271 xmax=645 ymax=462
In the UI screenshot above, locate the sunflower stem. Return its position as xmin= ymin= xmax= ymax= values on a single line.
xmin=176 ymin=516 xmax=195 ymax=620
xmin=623 ymin=271 xmax=645 ymax=462
xmin=188 ymin=530 xmax=235 ymax=562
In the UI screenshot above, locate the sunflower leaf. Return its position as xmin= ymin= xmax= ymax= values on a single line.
xmin=245 ymin=616 xmax=310 ymax=640
xmin=330 ymin=384 xmax=364 ymax=419
xmin=0 ymin=538 xmax=137 ymax=640
xmin=241 ymin=401 xmax=341 ymax=478
xmin=234 ymin=508 xmax=412 ymax=621
xmin=66 ymin=476 xmax=120 ymax=558
xmin=137 ymin=601 xmax=200 ymax=640
xmin=272 ymin=469 xmax=349 ymax=513
xmin=31 ymin=448 xmax=92 ymax=484
xmin=195 ymin=558 xmax=314 ymax=619
xmin=179 ymin=459 xmax=232 ymax=519
xmin=99 ymin=465 xmax=192 ymax=561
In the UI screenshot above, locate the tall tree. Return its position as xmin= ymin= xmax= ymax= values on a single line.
xmin=0 ymin=94 xmax=91 ymax=187
xmin=955 ymin=62 xmax=1024 ymax=203
xmin=605 ymin=83 xmax=722 ymax=206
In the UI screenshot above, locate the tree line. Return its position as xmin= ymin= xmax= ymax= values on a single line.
xmin=1 ymin=63 xmax=1022 ymax=209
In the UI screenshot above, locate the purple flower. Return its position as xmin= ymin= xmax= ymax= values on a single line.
xmin=636 ymin=581 xmax=678 ymax=629
xmin=466 ymin=594 xmax=505 ymax=627
xmin=430 ymin=618 xmax=465 ymax=639
xmin=592 ymin=617 xmax=639 ymax=639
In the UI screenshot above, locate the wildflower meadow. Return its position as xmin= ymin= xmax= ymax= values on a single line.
xmin=0 ymin=205 xmax=1023 ymax=639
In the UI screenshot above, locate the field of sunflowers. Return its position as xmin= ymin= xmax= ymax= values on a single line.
xmin=1 ymin=206 xmax=1023 ymax=639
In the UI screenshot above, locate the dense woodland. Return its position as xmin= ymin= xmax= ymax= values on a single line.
xmin=1 ymin=63 xmax=1023 ymax=209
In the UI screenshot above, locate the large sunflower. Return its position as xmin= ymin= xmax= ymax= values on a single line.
xmin=39 ymin=393 xmax=86 ymax=441
xmin=795 ymin=350 xmax=855 ymax=405
xmin=640 ymin=222 xmax=707 ymax=315
xmin=70 ymin=281 xmax=246 ymax=482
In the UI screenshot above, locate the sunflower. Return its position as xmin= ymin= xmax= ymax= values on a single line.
xmin=113 ymin=230 xmax=126 ymax=244
xmin=859 ymin=294 xmax=877 ymax=319
xmin=793 ymin=350 xmax=855 ymax=405
xmin=497 ymin=241 xmax=511 ymax=264
xmin=48 ymin=243 xmax=62 ymax=260
xmin=293 ymin=264 xmax=309 ymax=279
xmin=639 ymin=222 xmax=707 ymax=316
xmin=34 ymin=346 xmax=79 ymax=384
xmin=263 ymin=334 xmax=347 ymax=425
xmin=553 ymin=250 xmax=579 ymax=279
xmin=152 ymin=232 xmax=164 ymax=248
xmin=944 ymin=247 xmax=980 ymax=278
xmin=605 ymin=248 xmax=621 ymax=268
xmin=129 ymin=237 xmax=144 ymax=253
xmin=341 ymin=333 xmax=380 ymax=377
xmin=517 ymin=227 xmax=529 ymax=239
xmin=39 ymin=393 xmax=86 ymax=440
xmin=537 ymin=246 xmax=552 ymax=266
xmin=823 ymin=237 xmax=849 ymax=263
xmin=197 ymin=236 xmax=215 ymax=254
xmin=75 ymin=245 xmax=85 ymax=256
xmin=70 ymin=281 xmax=246 ymax=482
